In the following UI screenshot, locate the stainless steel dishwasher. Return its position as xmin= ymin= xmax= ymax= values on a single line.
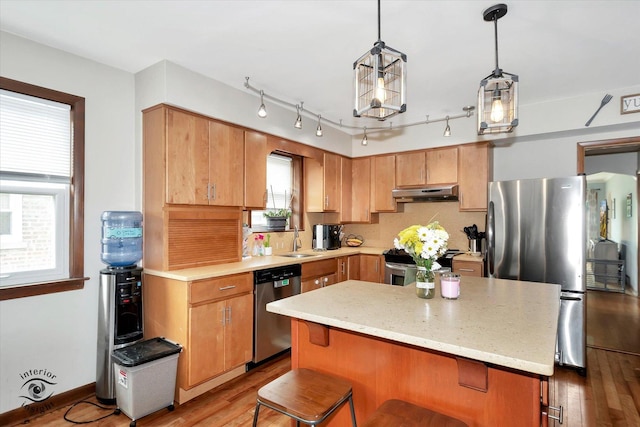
xmin=253 ymin=264 xmax=302 ymax=363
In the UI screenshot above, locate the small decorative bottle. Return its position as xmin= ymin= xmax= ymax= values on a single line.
xmin=416 ymin=266 xmax=435 ymax=299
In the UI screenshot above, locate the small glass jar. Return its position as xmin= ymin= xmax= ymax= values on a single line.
xmin=440 ymin=273 xmax=461 ymax=299
xmin=416 ymin=266 xmax=435 ymax=299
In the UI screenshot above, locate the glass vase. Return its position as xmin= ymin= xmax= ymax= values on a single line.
xmin=416 ymin=266 xmax=435 ymax=299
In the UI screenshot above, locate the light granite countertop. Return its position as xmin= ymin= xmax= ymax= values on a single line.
xmin=143 ymin=246 xmax=386 ymax=281
xmin=267 ymin=278 xmax=561 ymax=376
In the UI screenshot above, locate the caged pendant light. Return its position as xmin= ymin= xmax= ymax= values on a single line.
xmin=478 ymin=3 xmax=518 ymax=135
xmin=354 ymin=0 xmax=407 ymax=121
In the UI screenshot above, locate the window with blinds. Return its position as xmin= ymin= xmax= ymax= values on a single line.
xmin=250 ymin=153 xmax=294 ymax=229
xmin=0 ymin=89 xmax=72 ymax=287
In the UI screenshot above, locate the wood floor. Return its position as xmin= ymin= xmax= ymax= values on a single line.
xmin=15 ymin=291 xmax=640 ymax=427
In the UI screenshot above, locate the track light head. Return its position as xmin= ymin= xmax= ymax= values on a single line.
xmin=257 ymin=90 xmax=267 ymax=118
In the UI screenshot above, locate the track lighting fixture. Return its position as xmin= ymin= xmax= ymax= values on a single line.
xmin=257 ymin=90 xmax=267 ymax=118
xmin=478 ymin=3 xmax=518 ymax=134
xmin=243 ymin=78 xmax=474 ymax=143
xmin=353 ymin=0 xmax=407 ymax=121
xmin=361 ymin=127 xmax=368 ymax=146
xmin=294 ymin=103 xmax=303 ymax=129
xmin=443 ymin=116 xmax=451 ymax=137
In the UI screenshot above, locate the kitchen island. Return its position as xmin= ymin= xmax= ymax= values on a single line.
xmin=267 ymin=277 xmax=561 ymax=426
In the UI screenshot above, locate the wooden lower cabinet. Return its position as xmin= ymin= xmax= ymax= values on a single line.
xmin=301 ymin=259 xmax=339 ymax=292
xmin=143 ymin=272 xmax=253 ymax=404
xmin=359 ymin=254 xmax=384 ymax=283
xmin=188 ymin=293 xmax=252 ymax=386
xmin=452 ymin=257 xmax=485 ymax=277
xmin=337 ymin=255 xmax=360 ymax=282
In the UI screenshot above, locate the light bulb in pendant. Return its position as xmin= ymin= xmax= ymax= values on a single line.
xmin=316 ymin=115 xmax=323 ymax=137
xmin=490 ymin=88 xmax=504 ymax=122
xmin=375 ymin=77 xmax=386 ymax=103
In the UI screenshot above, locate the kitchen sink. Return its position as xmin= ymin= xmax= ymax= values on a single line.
xmin=278 ymin=253 xmax=319 ymax=258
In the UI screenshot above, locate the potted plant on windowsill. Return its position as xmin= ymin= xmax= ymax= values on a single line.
xmin=263 ymin=186 xmax=293 ymax=231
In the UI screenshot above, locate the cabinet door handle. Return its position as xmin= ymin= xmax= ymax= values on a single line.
xmin=227 ymin=306 xmax=232 ymax=324
xmin=459 ymin=268 xmax=475 ymax=272
xmin=548 ymin=405 xmax=563 ymax=424
xmin=324 ymin=195 xmax=329 ymax=208
xmin=323 ymin=277 xmax=329 ymax=286
xmin=207 ymin=183 xmax=211 ymax=200
xmin=221 ymin=306 xmax=226 ymax=326
xmin=211 ymin=183 xmax=217 ymax=200
xmin=314 ymin=279 xmax=320 ymax=286
xmin=219 ymin=285 xmax=236 ymax=291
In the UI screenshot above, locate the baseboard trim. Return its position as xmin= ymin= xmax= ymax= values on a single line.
xmin=0 ymin=383 xmax=95 ymax=426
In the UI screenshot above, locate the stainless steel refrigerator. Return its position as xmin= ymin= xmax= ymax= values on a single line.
xmin=487 ymin=175 xmax=586 ymax=373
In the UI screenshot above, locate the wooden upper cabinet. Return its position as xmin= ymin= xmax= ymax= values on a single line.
xmin=166 ymin=108 xmax=210 ymax=205
xmin=396 ymin=147 xmax=457 ymax=187
xmin=396 ymin=152 xmax=426 ymax=187
xmin=323 ymin=153 xmax=340 ymax=211
xmin=458 ymin=142 xmax=492 ymax=211
xmin=340 ymin=157 xmax=353 ymax=222
xmin=209 ymin=121 xmax=244 ymax=206
xmin=305 ymin=152 xmax=340 ymax=212
xmin=426 ymin=146 xmax=458 ymax=184
xmin=351 ymin=157 xmax=373 ymax=222
xmin=244 ymin=130 xmax=267 ymax=209
xmin=151 ymin=106 xmax=244 ymax=207
xmin=371 ymin=155 xmax=396 ymax=212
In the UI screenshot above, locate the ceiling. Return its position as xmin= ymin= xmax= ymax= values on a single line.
xmin=1 ymin=1 xmax=639 ymax=134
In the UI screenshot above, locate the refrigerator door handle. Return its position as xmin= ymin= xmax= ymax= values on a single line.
xmin=560 ymin=295 xmax=582 ymax=301
xmin=487 ymin=200 xmax=495 ymax=276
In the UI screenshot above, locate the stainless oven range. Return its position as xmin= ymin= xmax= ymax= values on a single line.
xmin=383 ymin=249 xmax=460 ymax=285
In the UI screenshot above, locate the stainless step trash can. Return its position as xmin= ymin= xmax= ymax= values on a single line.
xmin=112 ymin=337 xmax=182 ymax=427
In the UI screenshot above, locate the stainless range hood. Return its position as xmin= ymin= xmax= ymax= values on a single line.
xmin=392 ymin=185 xmax=459 ymax=202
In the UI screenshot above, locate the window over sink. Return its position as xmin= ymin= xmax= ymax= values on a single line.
xmin=250 ymin=152 xmax=302 ymax=231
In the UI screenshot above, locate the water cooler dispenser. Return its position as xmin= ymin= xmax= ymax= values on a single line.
xmin=96 ymin=211 xmax=144 ymax=403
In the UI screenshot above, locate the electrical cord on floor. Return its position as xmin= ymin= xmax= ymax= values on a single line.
xmin=63 ymin=400 xmax=120 ymax=424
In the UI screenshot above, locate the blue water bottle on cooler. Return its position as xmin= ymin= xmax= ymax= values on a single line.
xmin=100 ymin=211 xmax=143 ymax=267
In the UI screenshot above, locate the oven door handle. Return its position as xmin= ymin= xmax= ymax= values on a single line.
xmin=385 ymin=262 xmax=415 ymax=271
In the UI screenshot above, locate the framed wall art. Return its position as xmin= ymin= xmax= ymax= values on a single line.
xmin=627 ymin=193 xmax=633 ymax=218
xmin=621 ymin=93 xmax=640 ymax=114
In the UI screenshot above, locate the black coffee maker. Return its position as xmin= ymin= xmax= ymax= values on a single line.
xmin=312 ymin=224 xmax=343 ymax=250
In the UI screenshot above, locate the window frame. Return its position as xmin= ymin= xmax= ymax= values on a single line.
xmin=249 ymin=151 xmax=304 ymax=232
xmin=0 ymin=77 xmax=87 ymax=301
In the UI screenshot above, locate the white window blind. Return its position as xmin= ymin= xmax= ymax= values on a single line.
xmin=265 ymin=153 xmax=293 ymax=211
xmin=251 ymin=153 xmax=293 ymax=229
xmin=0 ymin=89 xmax=71 ymax=180
xmin=0 ymin=89 xmax=72 ymax=287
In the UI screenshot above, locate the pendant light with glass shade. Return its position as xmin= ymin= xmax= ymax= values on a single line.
xmin=477 ymin=3 xmax=518 ymax=135
xmin=353 ymin=0 xmax=407 ymax=121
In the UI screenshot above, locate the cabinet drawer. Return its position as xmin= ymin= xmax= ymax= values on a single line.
xmin=453 ymin=260 xmax=484 ymax=277
xmin=190 ymin=273 xmax=253 ymax=304
xmin=302 ymin=259 xmax=338 ymax=280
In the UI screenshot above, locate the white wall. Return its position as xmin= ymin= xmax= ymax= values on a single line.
xmin=0 ymin=32 xmax=135 ymax=414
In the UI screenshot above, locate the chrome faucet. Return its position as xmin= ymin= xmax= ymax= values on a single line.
xmin=292 ymin=225 xmax=302 ymax=252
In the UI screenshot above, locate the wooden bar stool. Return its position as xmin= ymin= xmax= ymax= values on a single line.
xmin=362 ymin=399 xmax=468 ymax=427
xmin=252 ymin=368 xmax=357 ymax=426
